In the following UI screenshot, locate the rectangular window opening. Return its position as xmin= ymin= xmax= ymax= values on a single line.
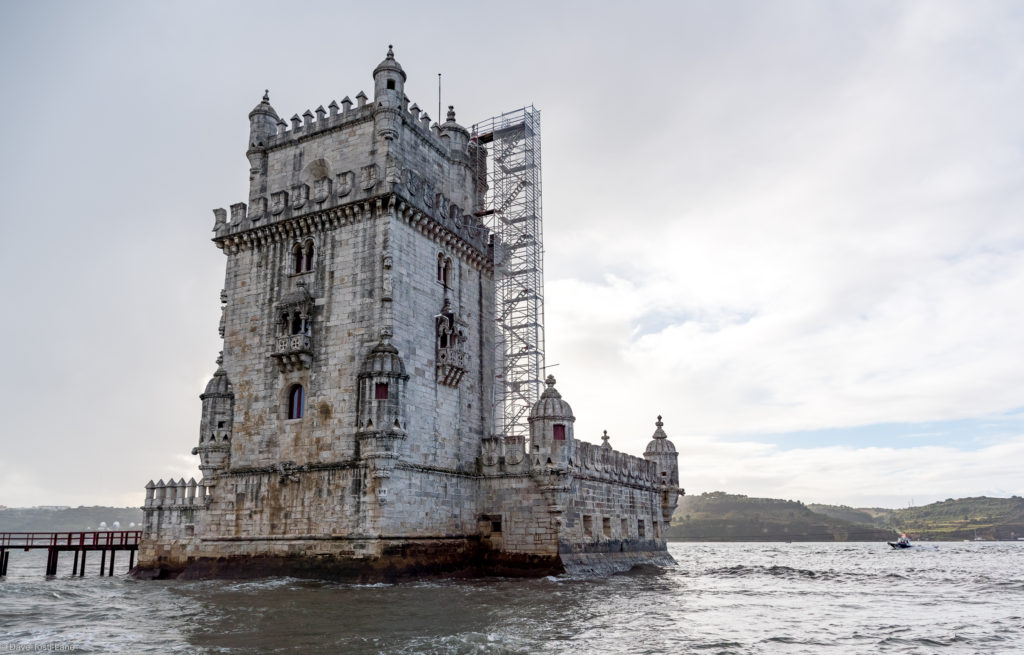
xmin=553 ymin=424 xmax=566 ymax=441
xmin=621 ymin=518 xmax=628 ymax=537
xmin=583 ymin=515 xmax=593 ymax=538
xmin=638 ymin=519 xmax=646 ymax=538
xmin=602 ymin=517 xmax=611 ymax=538
xmin=375 ymin=383 xmax=389 ymax=400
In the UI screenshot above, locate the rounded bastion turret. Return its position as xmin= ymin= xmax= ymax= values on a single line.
xmin=528 ymin=375 xmax=575 ymax=467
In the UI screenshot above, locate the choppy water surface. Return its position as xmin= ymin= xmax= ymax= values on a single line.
xmin=2 ymin=542 xmax=1023 ymax=654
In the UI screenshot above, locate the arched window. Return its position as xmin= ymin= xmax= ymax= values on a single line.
xmin=437 ymin=253 xmax=445 ymax=283
xmin=292 ymin=244 xmax=303 ymax=274
xmin=287 ymin=385 xmax=304 ymax=419
xmin=303 ymin=241 xmax=314 ymax=271
xmin=290 ymin=314 xmax=303 ymax=335
xmin=442 ymin=257 xmax=452 ymax=287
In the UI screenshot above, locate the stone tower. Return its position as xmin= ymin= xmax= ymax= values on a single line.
xmin=138 ymin=49 xmax=682 ymax=580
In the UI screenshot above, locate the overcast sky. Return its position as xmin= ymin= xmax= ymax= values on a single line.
xmin=1 ymin=1 xmax=1021 ymax=509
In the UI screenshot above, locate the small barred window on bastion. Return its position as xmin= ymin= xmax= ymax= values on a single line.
xmin=287 ymin=384 xmax=305 ymax=419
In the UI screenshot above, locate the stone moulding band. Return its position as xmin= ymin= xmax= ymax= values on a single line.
xmin=215 ymin=193 xmax=493 ymax=273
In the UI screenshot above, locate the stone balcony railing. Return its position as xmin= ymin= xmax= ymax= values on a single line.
xmin=271 ymin=334 xmax=313 ymax=372
xmin=437 ymin=346 xmax=467 ymax=387
xmin=275 ymin=334 xmax=311 ymax=354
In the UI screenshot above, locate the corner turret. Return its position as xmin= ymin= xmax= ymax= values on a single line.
xmin=192 ymin=353 xmax=233 ymax=482
xmin=644 ymin=415 xmax=682 ymax=523
xmin=372 ymin=45 xmax=407 ymax=107
xmin=248 ymin=90 xmax=279 ymax=148
xmin=440 ymin=105 xmax=470 ymax=156
xmin=247 ymin=90 xmax=278 ymax=203
xmin=528 ymin=375 xmax=575 ymax=469
xmin=356 ymin=339 xmax=410 ymax=502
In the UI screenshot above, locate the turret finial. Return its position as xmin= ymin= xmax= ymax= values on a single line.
xmin=387 ymin=44 xmax=394 ymax=58
xmin=263 ymin=89 xmax=269 ymax=102
xmin=545 ymin=374 xmax=556 ymax=387
xmin=656 ymin=415 xmax=663 ymax=427
xmin=447 ymin=105 xmax=456 ymax=122
xmin=601 ymin=430 xmax=610 ymax=445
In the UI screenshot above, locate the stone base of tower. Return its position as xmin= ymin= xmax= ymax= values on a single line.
xmin=132 ymin=536 xmax=571 ymax=581
xmin=558 ymin=540 xmax=676 ymax=577
xmin=134 ymin=534 xmax=675 ymax=581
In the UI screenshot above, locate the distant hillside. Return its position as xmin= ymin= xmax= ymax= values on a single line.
xmin=889 ymin=496 xmax=1024 ymax=541
xmin=0 ymin=506 xmax=143 ymax=532
xmin=667 ymin=492 xmax=894 ymax=541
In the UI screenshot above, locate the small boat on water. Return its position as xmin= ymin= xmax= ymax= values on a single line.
xmin=888 ymin=541 xmax=912 ymax=549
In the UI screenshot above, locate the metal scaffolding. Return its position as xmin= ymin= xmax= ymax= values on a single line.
xmin=471 ymin=106 xmax=544 ymax=442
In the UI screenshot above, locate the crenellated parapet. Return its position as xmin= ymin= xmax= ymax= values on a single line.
xmin=572 ymin=440 xmax=658 ymax=488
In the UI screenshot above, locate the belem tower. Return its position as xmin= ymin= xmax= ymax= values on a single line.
xmin=137 ymin=48 xmax=683 ymax=579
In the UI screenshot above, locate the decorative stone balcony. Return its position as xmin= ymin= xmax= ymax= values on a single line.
xmin=437 ymin=346 xmax=466 ymax=387
xmin=271 ymin=334 xmax=312 ymax=372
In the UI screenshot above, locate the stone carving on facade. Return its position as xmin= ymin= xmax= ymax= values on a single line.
xmin=336 ymin=170 xmax=354 ymax=197
xmin=290 ymin=183 xmax=309 ymax=209
xmin=313 ymin=177 xmax=332 ymax=204
xmin=249 ymin=197 xmax=266 ymax=221
xmin=405 ymin=169 xmax=421 ymax=197
xmin=435 ymin=298 xmax=467 ymax=387
xmin=360 ymin=164 xmax=379 ymax=191
xmin=270 ymin=190 xmax=288 ymax=216
xmin=435 ymin=193 xmax=450 ymax=219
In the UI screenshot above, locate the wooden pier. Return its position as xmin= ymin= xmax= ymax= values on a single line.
xmin=0 ymin=531 xmax=141 ymax=577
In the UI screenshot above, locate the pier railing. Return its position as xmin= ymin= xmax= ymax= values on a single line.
xmin=0 ymin=531 xmax=142 ymax=577
xmin=0 ymin=531 xmax=141 ymax=549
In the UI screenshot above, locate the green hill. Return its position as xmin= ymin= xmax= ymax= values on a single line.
xmin=889 ymin=496 xmax=1024 ymax=540
xmin=667 ymin=492 xmax=894 ymax=541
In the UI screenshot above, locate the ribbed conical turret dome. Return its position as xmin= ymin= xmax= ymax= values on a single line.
xmin=373 ymin=45 xmax=407 ymax=82
xmin=202 ymin=355 xmax=233 ymax=398
xmin=360 ymin=339 xmax=407 ymax=377
xmin=249 ymin=90 xmax=279 ymax=120
xmin=644 ymin=415 xmax=677 ymax=455
xmin=528 ymin=375 xmax=574 ymax=421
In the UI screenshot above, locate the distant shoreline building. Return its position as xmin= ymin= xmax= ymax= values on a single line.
xmin=137 ymin=49 xmax=682 ymax=580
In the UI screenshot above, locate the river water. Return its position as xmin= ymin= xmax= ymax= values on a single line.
xmin=2 ymin=542 xmax=1022 ymax=654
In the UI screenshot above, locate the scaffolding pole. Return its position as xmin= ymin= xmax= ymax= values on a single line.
xmin=471 ymin=106 xmax=544 ymax=443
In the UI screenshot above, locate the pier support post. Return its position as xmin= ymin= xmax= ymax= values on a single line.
xmin=128 ymin=549 xmax=135 ymax=570
xmin=99 ymin=549 xmax=107 ymax=576
xmin=72 ymin=549 xmax=79 ymax=576
xmin=108 ymin=550 xmax=115 ymax=576
xmin=79 ymin=550 xmax=86 ymax=577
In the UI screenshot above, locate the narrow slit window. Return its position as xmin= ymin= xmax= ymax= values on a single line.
xmin=288 ymin=385 xmax=304 ymax=419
